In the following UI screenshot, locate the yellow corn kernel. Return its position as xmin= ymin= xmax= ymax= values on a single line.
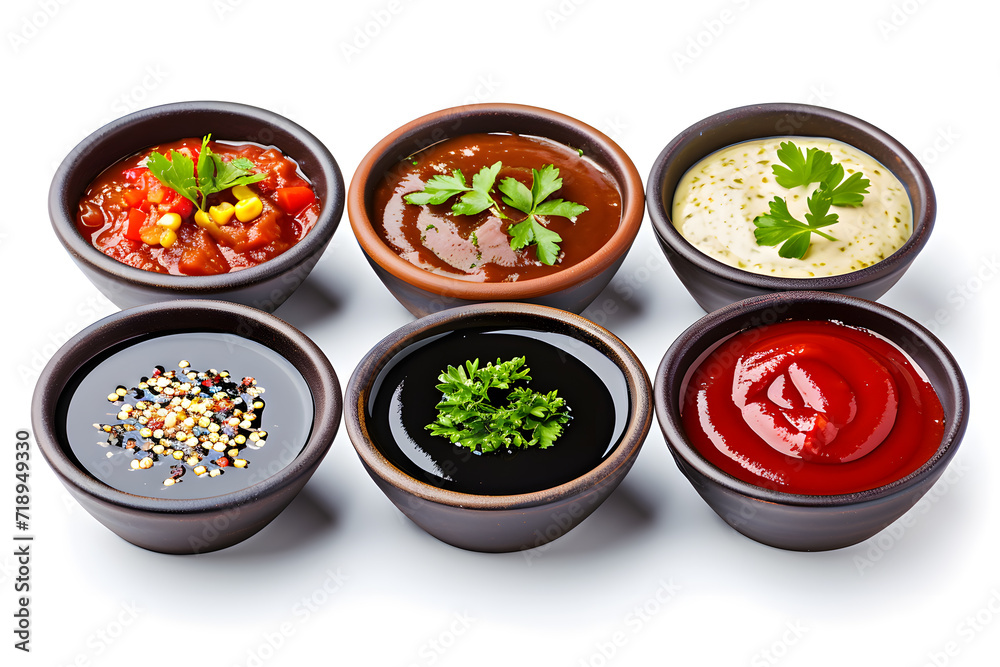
xmin=194 ymin=209 xmax=216 ymax=229
xmin=233 ymin=458 xmax=248 ymax=468
xmin=157 ymin=212 xmax=182 ymax=230
xmin=231 ymin=184 xmax=256 ymax=200
xmin=159 ymin=228 xmax=178 ymax=248
xmin=209 ymin=202 xmax=235 ymax=225
xmin=234 ymin=196 xmax=263 ymax=222
xmin=193 ymin=465 xmax=207 ymax=476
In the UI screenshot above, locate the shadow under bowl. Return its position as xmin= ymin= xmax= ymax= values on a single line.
xmin=345 ymin=302 xmax=653 ymax=552
xmin=646 ymin=103 xmax=935 ymax=312
xmin=654 ymin=291 xmax=968 ymax=551
xmin=31 ymin=300 xmax=341 ymax=554
xmin=49 ymin=101 xmax=345 ymax=313
xmin=348 ymin=103 xmax=645 ymax=317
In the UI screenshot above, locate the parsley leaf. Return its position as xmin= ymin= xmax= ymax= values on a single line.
xmin=753 ymin=195 xmax=839 ymax=259
xmin=425 ymin=357 xmax=571 ymax=453
xmin=771 ymin=141 xmax=836 ymax=188
xmin=146 ymin=134 xmax=267 ymax=212
xmin=500 ymin=165 xmax=587 ymax=265
xmin=403 ymin=161 xmax=587 ymax=266
xmin=752 ymin=141 xmax=872 ymax=259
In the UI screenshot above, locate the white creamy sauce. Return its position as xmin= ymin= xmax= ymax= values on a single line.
xmin=672 ymin=137 xmax=912 ymax=277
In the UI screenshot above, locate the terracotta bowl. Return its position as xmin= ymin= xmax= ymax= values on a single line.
xmin=31 ymin=300 xmax=341 ymax=554
xmin=646 ymin=103 xmax=935 ymax=312
xmin=654 ymin=291 xmax=968 ymax=551
xmin=348 ymin=103 xmax=645 ymax=317
xmin=49 ymin=101 xmax=345 ymax=313
xmin=345 ymin=303 xmax=653 ymax=552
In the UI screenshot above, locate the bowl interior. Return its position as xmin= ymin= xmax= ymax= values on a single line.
xmin=656 ymin=291 xmax=968 ymax=506
xmin=50 ymin=101 xmax=344 ymax=290
xmin=647 ymin=103 xmax=936 ymax=290
xmin=349 ymin=104 xmax=645 ymax=300
xmin=348 ymin=303 xmax=652 ymax=510
xmin=33 ymin=300 xmax=341 ymax=513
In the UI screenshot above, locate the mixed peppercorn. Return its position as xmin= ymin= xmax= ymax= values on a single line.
xmin=94 ymin=360 xmax=268 ymax=488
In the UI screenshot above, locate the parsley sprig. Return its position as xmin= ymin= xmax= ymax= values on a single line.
xmin=145 ymin=134 xmax=268 ymax=212
xmin=752 ymin=141 xmax=871 ymax=259
xmin=403 ymin=162 xmax=587 ymax=265
xmin=425 ymin=357 xmax=571 ymax=453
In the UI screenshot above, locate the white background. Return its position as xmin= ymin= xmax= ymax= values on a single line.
xmin=3 ymin=1 xmax=996 ymax=666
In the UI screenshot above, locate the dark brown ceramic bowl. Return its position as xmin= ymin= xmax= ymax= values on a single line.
xmin=654 ymin=291 xmax=968 ymax=551
xmin=49 ymin=101 xmax=344 ymax=313
xmin=345 ymin=303 xmax=652 ymax=552
xmin=348 ymin=103 xmax=645 ymax=317
xmin=647 ymin=103 xmax=935 ymax=312
xmin=31 ymin=300 xmax=341 ymax=554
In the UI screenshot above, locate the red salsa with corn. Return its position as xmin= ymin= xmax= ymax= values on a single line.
xmin=680 ymin=319 xmax=945 ymax=495
xmin=76 ymin=138 xmax=320 ymax=276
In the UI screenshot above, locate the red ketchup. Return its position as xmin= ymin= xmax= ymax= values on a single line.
xmin=681 ymin=320 xmax=944 ymax=495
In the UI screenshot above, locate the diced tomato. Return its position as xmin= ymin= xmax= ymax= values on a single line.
xmin=178 ymin=229 xmax=230 ymax=276
xmin=122 ymin=188 xmax=146 ymax=208
xmin=124 ymin=208 xmax=146 ymax=241
xmin=161 ymin=195 xmax=194 ymax=218
xmin=123 ymin=167 xmax=149 ymax=182
xmin=274 ymin=186 xmax=315 ymax=215
xmin=244 ymin=215 xmax=281 ymax=250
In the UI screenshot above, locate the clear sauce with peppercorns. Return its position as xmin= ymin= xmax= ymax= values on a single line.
xmin=58 ymin=333 xmax=313 ymax=499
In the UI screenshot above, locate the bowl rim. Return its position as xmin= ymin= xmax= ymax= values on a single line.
xmin=48 ymin=100 xmax=344 ymax=292
xmin=347 ymin=102 xmax=645 ymax=301
xmin=30 ymin=299 xmax=342 ymax=514
xmin=645 ymin=102 xmax=936 ymax=291
xmin=345 ymin=302 xmax=653 ymax=510
xmin=654 ymin=290 xmax=969 ymax=508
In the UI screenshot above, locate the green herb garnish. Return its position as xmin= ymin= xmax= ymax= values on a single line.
xmin=403 ymin=162 xmax=587 ymax=266
xmin=145 ymin=134 xmax=268 ymax=212
xmin=425 ymin=357 xmax=571 ymax=453
xmin=752 ymin=141 xmax=871 ymax=259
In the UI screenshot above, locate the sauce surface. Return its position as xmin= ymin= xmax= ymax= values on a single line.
xmin=368 ymin=328 xmax=630 ymax=495
xmin=60 ymin=332 xmax=313 ymax=500
xmin=672 ymin=137 xmax=912 ymax=277
xmin=372 ymin=133 xmax=621 ymax=282
xmin=77 ymin=138 xmax=320 ymax=276
xmin=680 ymin=320 xmax=944 ymax=495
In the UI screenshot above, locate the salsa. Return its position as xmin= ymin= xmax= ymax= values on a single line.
xmin=372 ymin=133 xmax=622 ymax=282
xmin=680 ymin=320 xmax=944 ymax=495
xmin=76 ymin=138 xmax=320 ymax=276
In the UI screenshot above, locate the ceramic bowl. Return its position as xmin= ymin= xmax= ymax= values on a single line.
xmin=646 ymin=103 xmax=935 ymax=312
xmin=654 ymin=291 xmax=968 ymax=551
xmin=49 ymin=101 xmax=345 ymax=313
xmin=31 ymin=300 xmax=341 ymax=554
xmin=345 ymin=302 xmax=652 ymax=552
xmin=348 ymin=103 xmax=645 ymax=317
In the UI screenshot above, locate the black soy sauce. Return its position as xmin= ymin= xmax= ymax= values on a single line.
xmin=368 ymin=328 xmax=630 ymax=495
xmin=59 ymin=332 xmax=313 ymax=500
